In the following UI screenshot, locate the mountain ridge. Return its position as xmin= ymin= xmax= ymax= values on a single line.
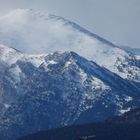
xmin=0 ymin=45 xmax=140 ymax=140
xmin=0 ymin=9 xmax=140 ymax=140
xmin=0 ymin=9 xmax=140 ymax=82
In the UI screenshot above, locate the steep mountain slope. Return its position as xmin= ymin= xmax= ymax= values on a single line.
xmin=0 ymin=45 xmax=140 ymax=140
xmin=17 ymin=108 xmax=140 ymax=140
xmin=0 ymin=9 xmax=139 ymax=82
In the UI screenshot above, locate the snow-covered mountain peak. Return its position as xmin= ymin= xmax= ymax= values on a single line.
xmin=0 ymin=9 xmax=140 ymax=140
xmin=0 ymin=47 xmax=140 ymax=140
xmin=0 ymin=9 xmax=140 ymax=82
xmin=0 ymin=8 xmax=118 ymax=54
xmin=0 ymin=44 xmax=47 ymax=68
xmin=0 ymin=44 xmax=18 ymax=54
xmin=0 ymin=44 xmax=23 ymax=65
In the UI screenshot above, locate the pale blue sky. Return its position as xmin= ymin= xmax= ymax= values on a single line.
xmin=0 ymin=0 xmax=140 ymax=48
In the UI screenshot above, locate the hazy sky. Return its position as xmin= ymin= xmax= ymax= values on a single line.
xmin=0 ymin=0 xmax=140 ymax=48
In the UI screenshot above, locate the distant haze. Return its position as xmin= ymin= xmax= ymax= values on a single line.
xmin=0 ymin=0 xmax=140 ymax=48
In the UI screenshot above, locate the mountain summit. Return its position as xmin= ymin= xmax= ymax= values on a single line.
xmin=0 ymin=9 xmax=140 ymax=82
